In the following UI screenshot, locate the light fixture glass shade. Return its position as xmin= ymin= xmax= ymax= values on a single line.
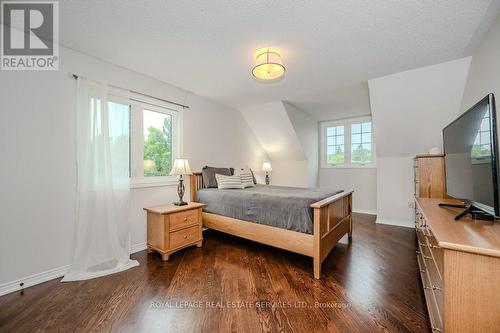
xmin=170 ymin=159 xmax=193 ymax=176
xmin=252 ymin=49 xmax=285 ymax=81
xmin=262 ymin=162 xmax=272 ymax=172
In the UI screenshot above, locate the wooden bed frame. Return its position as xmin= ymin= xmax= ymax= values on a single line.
xmin=190 ymin=172 xmax=353 ymax=279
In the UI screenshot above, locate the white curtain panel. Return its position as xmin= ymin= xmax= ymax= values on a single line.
xmin=62 ymin=78 xmax=138 ymax=282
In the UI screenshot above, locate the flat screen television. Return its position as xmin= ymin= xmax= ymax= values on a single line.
xmin=443 ymin=93 xmax=499 ymax=219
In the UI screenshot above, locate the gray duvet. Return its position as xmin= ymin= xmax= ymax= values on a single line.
xmin=197 ymin=185 xmax=342 ymax=234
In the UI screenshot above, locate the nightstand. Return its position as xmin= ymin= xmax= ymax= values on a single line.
xmin=143 ymin=202 xmax=204 ymax=261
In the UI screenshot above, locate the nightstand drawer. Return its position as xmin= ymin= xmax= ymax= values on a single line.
xmin=170 ymin=209 xmax=199 ymax=231
xmin=170 ymin=225 xmax=199 ymax=249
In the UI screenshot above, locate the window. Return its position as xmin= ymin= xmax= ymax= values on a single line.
xmin=143 ymin=110 xmax=173 ymax=177
xmin=471 ymin=113 xmax=491 ymax=160
xmin=326 ymin=125 xmax=345 ymax=164
xmin=321 ymin=117 xmax=375 ymax=168
xmin=351 ymin=121 xmax=372 ymax=164
xmin=130 ymin=93 xmax=182 ymax=187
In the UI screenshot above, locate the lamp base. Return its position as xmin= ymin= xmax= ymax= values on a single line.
xmin=175 ymin=177 xmax=187 ymax=206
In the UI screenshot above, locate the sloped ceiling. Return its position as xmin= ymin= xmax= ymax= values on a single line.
xmin=56 ymin=0 xmax=498 ymax=115
xmin=240 ymin=101 xmax=305 ymax=161
xmin=369 ymin=57 xmax=472 ymax=157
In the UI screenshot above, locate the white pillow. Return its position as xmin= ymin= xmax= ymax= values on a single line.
xmin=237 ymin=168 xmax=255 ymax=188
xmin=215 ymin=174 xmax=244 ymax=189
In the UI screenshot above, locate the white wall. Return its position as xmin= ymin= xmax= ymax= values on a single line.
xmin=460 ymin=15 xmax=500 ymax=114
xmin=0 ymin=46 xmax=267 ymax=290
xmin=283 ymin=102 xmax=318 ymax=187
xmin=240 ymin=101 xmax=306 ymax=161
xmin=271 ymin=160 xmax=310 ymax=188
xmin=240 ymin=101 xmax=318 ymax=187
xmin=370 ymin=57 xmax=472 ymax=157
xmin=319 ymin=168 xmax=377 ymax=214
xmin=368 ymin=57 xmax=471 ymax=227
xmin=375 ymin=157 xmax=415 ymax=227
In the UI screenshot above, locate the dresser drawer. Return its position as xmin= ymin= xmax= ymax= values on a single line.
xmin=420 ymin=253 xmax=443 ymax=332
xmin=170 ymin=209 xmax=199 ymax=231
xmin=418 ymin=236 xmax=433 ymax=260
xmin=426 ymin=231 xmax=443 ymax=276
xmin=423 ymin=270 xmax=444 ymax=333
xmin=425 ymin=252 xmax=444 ymax=316
xmin=170 ymin=225 xmax=199 ymax=250
xmin=416 ymin=229 xmax=427 ymax=249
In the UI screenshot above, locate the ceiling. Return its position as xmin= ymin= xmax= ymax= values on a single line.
xmin=58 ymin=1 xmax=498 ymax=118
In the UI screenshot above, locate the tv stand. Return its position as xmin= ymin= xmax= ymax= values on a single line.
xmin=438 ymin=203 xmax=495 ymax=221
xmin=415 ymin=198 xmax=500 ymax=331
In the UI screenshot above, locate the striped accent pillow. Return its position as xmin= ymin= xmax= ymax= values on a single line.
xmin=215 ymin=174 xmax=244 ymax=189
xmin=239 ymin=169 xmax=255 ymax=188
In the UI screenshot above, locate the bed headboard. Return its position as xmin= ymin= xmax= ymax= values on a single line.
xmin=190 ymin=172 xmax=204 ymax=202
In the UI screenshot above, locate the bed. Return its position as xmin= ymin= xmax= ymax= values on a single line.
xmin=190 ymin=172 xmax=353 ymax=279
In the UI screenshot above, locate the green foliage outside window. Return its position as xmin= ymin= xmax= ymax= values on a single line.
xmin=327 ymin=146 xmax=345 ymax=164
xmin=144 ymin=116 xmax=172 ymax=177
xmin=351 ymin=144 xmax=372 ymax=164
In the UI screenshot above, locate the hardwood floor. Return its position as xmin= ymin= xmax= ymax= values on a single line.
xmin=0 ymin=214 xmax=430 ymax=333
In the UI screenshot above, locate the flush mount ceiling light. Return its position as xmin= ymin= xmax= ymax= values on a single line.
xmin=252 ymin=48 xmax=285 ymax=81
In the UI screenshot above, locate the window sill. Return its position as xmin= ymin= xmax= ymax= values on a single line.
xmin=321 ymin=164 xmax=377 ymax=169
xmin=130 ymin=179 xmax=179 ymax=189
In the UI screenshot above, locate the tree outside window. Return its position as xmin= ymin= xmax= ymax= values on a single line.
xmin=143 ymin=110 xmax=173 ymax=177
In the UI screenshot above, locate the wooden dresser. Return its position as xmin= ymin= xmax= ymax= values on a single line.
xmin=415 ymin=198 xmax=500 ymax=332
xmin=414 ymin=154 xmax=446 ymax=198
xmin=143 ymin=202 xmax=204 ymax=261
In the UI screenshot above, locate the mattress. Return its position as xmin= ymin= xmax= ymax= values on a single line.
xmin=196 ymin=185 xmax=343 ymax=234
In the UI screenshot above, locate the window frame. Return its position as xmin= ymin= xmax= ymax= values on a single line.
xmin=320 ymin=116 xmax=376 ymax=169
xmin=471 ymin=112 xmax=492 ymax=164
xmin=129 ymin=93 xmax=183 ymax=188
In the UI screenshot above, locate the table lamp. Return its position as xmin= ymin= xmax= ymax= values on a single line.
xmin=170 ymin=159 xmax=193 ymax=206
xmin=262 ymin=162 xmax=272 ymax=185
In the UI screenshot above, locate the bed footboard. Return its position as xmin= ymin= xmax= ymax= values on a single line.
xmin=310 ymin=191 xmax=353 ymax=279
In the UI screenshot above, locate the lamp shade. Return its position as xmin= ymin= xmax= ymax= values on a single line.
xmin=170 ymin=159 xmax=193 ymax=176
xmin=252 ymin=48 xmax=285 ymax=81
xmin=262 ymin=162 xmax=272 ymax=172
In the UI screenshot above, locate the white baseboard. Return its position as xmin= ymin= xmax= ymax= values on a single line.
xmin=0 ymin=241 xmax=148 ymax=297
xmin=0 ymin=264 xmax=71 ymax=297
xmin=376 ymin=217 xmax=414 ymax=228
xmin=353 ymin=209 xmax=377 ymax=215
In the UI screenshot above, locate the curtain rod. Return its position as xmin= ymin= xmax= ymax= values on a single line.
xmin=71 ymin=73 xmax=190 ymax=109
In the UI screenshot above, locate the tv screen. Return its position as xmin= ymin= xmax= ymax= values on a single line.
xmin=443 ymin=94 xmax=499 ymax=216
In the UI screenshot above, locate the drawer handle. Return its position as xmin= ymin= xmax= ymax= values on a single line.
xmin=432 ymin=285 xmax=442 ymax=291
xmin=423 ymin=286 xmax=432 ymax=290
xmin=416 ymin=250 xmax=421 ymax=255
xmin=429 ymin=245 xmax=439 ymax=249
xmin=184 ymin=217 xmax=188 ymax=221
xmin=419 ymin=242 xmax=427 ymax=247
xmin=420 ymin=269 xmax=426 ymax=273
xmin=183 ymin=235 xmax=188 ymax=239
xmin=423 ymin=255 xmax=433 ymax=260
xmin=432 ymin=327 xmax=442 ymax=332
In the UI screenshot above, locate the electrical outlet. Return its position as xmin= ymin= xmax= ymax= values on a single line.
xmin=408 ymin=201 xmax=415 ymax=209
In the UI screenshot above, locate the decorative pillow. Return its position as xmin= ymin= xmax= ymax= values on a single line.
xmin=237 ymin=167 xmax=257 ymax=185
xmin=202 ymin=166 xmax=234 ymax=188
xmin=215 ymin=174 xmax=243 ymax=189
xmin=238 ymin=168 xmax=255 ymax=188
